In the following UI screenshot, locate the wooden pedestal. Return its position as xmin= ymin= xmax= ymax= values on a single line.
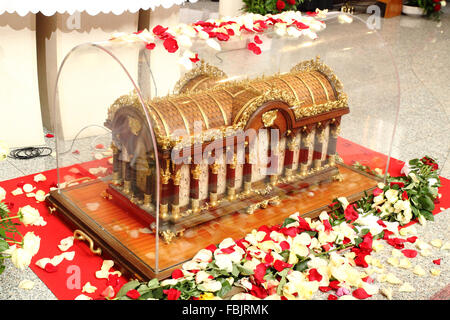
xmin=46 ymin=164 xmax=380 ymax=281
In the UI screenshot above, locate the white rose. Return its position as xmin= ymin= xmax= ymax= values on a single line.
xmin=384 ymin=189 xmax=399 ymax=204
xmin=0 ymin=186 xmax=6 ymax=202
xmin=11 ymin=247 xmax=32 ymax=270
xmin=441 ymin=1 xmax=446 ymax=7
xmin=19 ymin=205 xmax=41 ymax=226
xmin=23 ymin=232 xmax=41 ymax=256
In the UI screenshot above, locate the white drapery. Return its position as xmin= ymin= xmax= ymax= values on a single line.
xmin=0 ymin=0 xmax=197 ymax=16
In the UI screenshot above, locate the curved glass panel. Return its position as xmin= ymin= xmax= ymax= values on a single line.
xmin=52 ymin=11 xmax=400 ymax=278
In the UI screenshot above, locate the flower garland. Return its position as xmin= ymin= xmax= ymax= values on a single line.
xmin=108 ymin=10 xmax=327 ymax=70
xmin=111 ymin=156 xmax=443 ymax=300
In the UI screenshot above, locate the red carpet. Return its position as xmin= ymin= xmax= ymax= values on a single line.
xmin=0 ymin=138 xmax=448 ymax=300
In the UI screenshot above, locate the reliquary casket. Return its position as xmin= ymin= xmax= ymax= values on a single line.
xmin=104 ymin=57 xmax=349 ymax=239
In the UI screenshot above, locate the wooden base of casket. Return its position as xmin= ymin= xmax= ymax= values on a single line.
xmin=105 ymin=166 xmax=340 ymax=237
xmin=46 ymin=164 xmax=380 ymax=281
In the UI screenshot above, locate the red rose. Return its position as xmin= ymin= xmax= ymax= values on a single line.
xmin=126 ymin=289 xmax=141 ymax=300
xmin=163 ymin=288 xmax=181 ymax=300
xmin=373 ymin=187 xmax=383 ymax=197
xmin=276 ymin=0 xmax=286 ymax=11
xmin=390 ymin=181 xmax=405 ymax=188
xmin=344 ymin=204 xmax=359 ymax=222
xmin=287 ymin=0 xmax=296 ymax=4
xmin=163 ymin=37 xmax=178 ymax=53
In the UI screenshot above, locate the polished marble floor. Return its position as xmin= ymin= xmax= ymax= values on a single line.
xmin=0 ymin=1 xmax=449 ymax=300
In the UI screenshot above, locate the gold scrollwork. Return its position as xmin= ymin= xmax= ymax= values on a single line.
xmin=262 ymin=109 xmax=278 ymax=128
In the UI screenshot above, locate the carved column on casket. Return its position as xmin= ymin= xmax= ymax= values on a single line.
xmin=243 ymin=140 xmax=252 ymax=195
xmin=327 ymin=117 xmax=341 ymax=167
xmin=299 ymin=126 xmax=313 ymax=176
xmin=171 ymin=163 xmax=181 ymax=222
xmin=160 ymin=158 xmax=171 ymax=222
xmin=226 ymin=151 xmax=237 ymax=201
xmin=190 ymin=164 xmax=201 ymax=214
xmin=111 ymin=142 xmax=122 ymax=185
xmin=312 ymin=121 xmax=328 ymax=171
xmin=284 ymin=131 xmax=296 ymax=180
xmin=208 ymin=149 xmax=220 ymax=207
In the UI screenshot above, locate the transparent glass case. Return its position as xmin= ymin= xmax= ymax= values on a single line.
xmin=47 ymin=12 xmax=400 ymax=280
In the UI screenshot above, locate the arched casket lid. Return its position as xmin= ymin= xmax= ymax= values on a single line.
xmin=106 ymin=57 xmax=348 ymax=150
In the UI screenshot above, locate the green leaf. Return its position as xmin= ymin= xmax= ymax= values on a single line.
xmin=147 ymin=278 xmax=160 ymax=290
xmin=281 ymin=217 xmax=297 ymax=228
xmin=231 ymin=264 xmax=240 ymax=277
xmin=360 ymin=228 xmax=370 ymax=236
xmin=0 ymin=239 xmax=9 ymax=252
xmin=236 ymin=264 xmax=253 ymax=276
xmin=420 ymin=210 xmax=434 ymax=221
xmin=294 ymin=258 xmax=310 ymax=272
xmin=418 ymin=195 xmax=434 ymax=211
xmin=116 ymin=280 xmax=140 ymax=297
xmin=216 ymin=279 xmax=232 ymax=298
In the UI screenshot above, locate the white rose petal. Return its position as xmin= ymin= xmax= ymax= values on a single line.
xmin=82 ymin=282 xmax=97 ymax=294
xmin=18 ymin=279 xmax=35 ymax=290
xmin=33 ymin=173 xmax=47 ymax=182
xmin=22 ymin=184 xmax=35 ymax=193
xmin=11 ymin=188 xmax=23 ymax=196
xmin=399 ymin=282 xmax=415 ymax=292
xmin=58 ymin=236 xmax=74 ymax=251
xmin=430 ymin=239 xmax=442 ymax=248
xmin=206 ymin=38 xmax=221 ymax=51
xmin=75 ymin=294 xmax=92 ymax=300
xmin=19 ymin=205 xmax=42 ymax=226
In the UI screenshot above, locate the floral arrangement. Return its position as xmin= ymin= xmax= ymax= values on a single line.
xmin=110 ymin=156 xmax=443 ymax=301
xmin=0 ymin=141 xmax=43 ymax=275
xmin=109 ymin=10 xmax=326 ymax=70
xmin=242 ymin=0 xmax=301 ymax=15
xmin=406 ymin=0 xmax=446 ymax=20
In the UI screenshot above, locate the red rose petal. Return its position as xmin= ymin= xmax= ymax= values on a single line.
xmin=327 ymin=294 xmax=338 ymax=300
xmin=401 ymin=249 xmax=418 ymax=258
xmin=126 ymin=289 xmax=141 ymax=299
xmin=254 ymin=263 xmax=267 ymax=284
xmin=163 ymin=37 xmax=179 ymax=53
xmin=352 ymin=288 xmax=371 ymax=299
xmin=377 ymin=220 xmax=387 ymax=228
xmin=152 ymin=25 xmax=168 ymax=35
xmin=319 ymin=286 xmax=332 ymax=292
xmin=95 ymin=144 xmax=105 ymax=149
xmin=329 ymin=281 xmax=340 ymax=290
xmin=205 ymin=244 xmax=217 ymax=253
xmin=308 ymin=268 xmax=323 ymax=282
xmin=280 ymin=241 xmax=290 ymax=251
xmin=220 ymin=245 xmax=235 ymax=254
xmin=406 ymin=236 xmax=418 ymax=243
xmin=273 ymin=260 xmax=292 ymax=272
xmin=145 ymin=43 xmax=156 ymax=50
xmin=107 ymin=273 xmax=120 ymax=288
xmin=432 ymin=259 xmax=441 ymax=265
xmin=264 ymin=253 xmax=274 ymax=264
xmin=254 ymin=35 xmax=263 ymax=44
xmin=163 ymin=288 xmax=181 ymax=300
xmin=45 ymin=133 xmax=54 ymax=138
xmin=44 ymin=263 xmax=58 ymax=273
xmin=171 ymin=269 xmax=184 ymax=279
